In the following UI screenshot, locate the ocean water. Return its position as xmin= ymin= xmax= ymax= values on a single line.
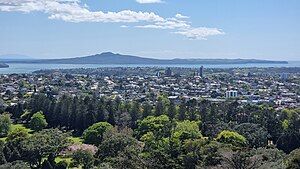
xmin=0 ymin=62 xmax=299 ymax=74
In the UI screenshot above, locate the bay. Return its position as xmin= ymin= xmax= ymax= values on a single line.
xmin=0 ymin=62 xmax=300 ymax=74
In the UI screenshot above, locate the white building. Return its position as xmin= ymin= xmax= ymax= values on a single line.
xmin=225 ymin=90 xmax=238 ymax=98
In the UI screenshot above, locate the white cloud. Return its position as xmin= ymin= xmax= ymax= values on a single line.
xmin=175 ymin=13 xmax=189 ymax=19
xmin=136 ymin=18 xmax=190 ymax=29
xmin=0 ymin=0 xmax=224 ymax=40
xmin=136 ymin=0 xmax=163 ymax=4
xmin=174 ymin=27 xmax=225 ymax=40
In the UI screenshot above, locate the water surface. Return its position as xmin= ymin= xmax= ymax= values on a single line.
xmin=0 ymin=62 xmax=299 ymax=74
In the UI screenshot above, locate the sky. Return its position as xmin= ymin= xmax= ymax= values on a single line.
xmin=0 ymin=0 xmax=299 ymax=61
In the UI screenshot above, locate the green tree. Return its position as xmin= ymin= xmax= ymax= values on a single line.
xmin=29 ymin=111 xmax=48 ymax=131
xmin=178 ymin=101 xmax=187 ymax=121
xmin=21 ymin=129 xmax=70 ymax=168
xmin=172 ymin=120 xmax=202 ymax=141
xmin=82 ymin=122 xmax=113 ymax=145
xmin=129 ymin=102 xmax=141 ymax=129
xmin=5 ymin=126 xmax=30 ymax=161
xmin=285 ymin=148 xmax=300 ymax=169
xmin=72 ymin=149 xmax=95 ymax=169
xmin=136 ymin=115 xmax=171 ymax=139
xmin=0 ymin=161 xmax=30 ymax=169
xmin=0 ymin=113 xmax=12 ymax=137
xmin=97 ymin=128 xmax=144 ymax=169
xmin=142 ymin=102 xmax=152 ymax=118
xmin=216 ymin=130 xmax=247 ymax=147
xmin=233 ymin=123 xmax=268 ymax=148
xmin=167 ymin=101 xmax=176 ymax=120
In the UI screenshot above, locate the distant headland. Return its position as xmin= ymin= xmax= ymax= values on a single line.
xmin=0 ymin=63 xmax=9 ymax=68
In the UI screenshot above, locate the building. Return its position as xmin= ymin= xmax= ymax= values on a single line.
xmin=225 ymin=90 xmax=238 ymax=98
xmin=199 ymin=66 xmax=204 ymax=77
xmin=165 ymin=68 xmax=172 ymax=77
xmin=156 ymin=71 xmax=161 ymax=77
xmin=280 ymin=73 xmax=290 ymax=80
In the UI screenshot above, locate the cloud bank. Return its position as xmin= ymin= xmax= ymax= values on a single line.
xmin=0 ymin=0 xmax=224 ymax=39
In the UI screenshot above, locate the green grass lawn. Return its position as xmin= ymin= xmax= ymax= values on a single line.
xmin=68 ymin=136 xmax=83 ymax=144
xmin=55 ymin=156 xmax=73 ymax=165
xmin=0 ymin=137 xmax=6 ymax=142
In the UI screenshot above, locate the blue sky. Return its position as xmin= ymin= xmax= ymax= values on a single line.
xmin=0 ymin=0 xmax=299 ymax=61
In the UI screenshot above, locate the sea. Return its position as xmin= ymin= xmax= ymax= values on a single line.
xmin=0 ymin=62 xmax=300 ymax=74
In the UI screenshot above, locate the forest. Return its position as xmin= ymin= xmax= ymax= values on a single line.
xmin=0 ymin=93 xmax=299 ymax=169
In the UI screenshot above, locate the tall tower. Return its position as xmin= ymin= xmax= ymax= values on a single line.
xmin=199 ymin=66 xmax=204 ymax=77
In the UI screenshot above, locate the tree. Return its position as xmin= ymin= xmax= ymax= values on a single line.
xmin=29 ymin=111 xmax=48 ymax=131
xmin=107 ymin=100 xmax=116 ymax=126
xmin=233 ymin=123 xmax=268 ymax=148
xmin=167 ymin=101 xmax=176 ymax=120
xmin=0 ymin=113 xmax=12 ymax=137
xmin=4 ymin=126 xmax=30 ymax=162
xmin=129 ymin=102 xmax=141 ymax=129
xmin=172 ymin=120 xmax=202 ymax=141
xmin=178 ymin=101 xmax=186 ymax=121
xmin=82 ymin=122 xmax=113 ymax=145
xmin=285 ymin=148 xmax=300 ymax=169
xmin=21 ymin=129 xmax=70 ymax=168
xmin=216 ymin=130 xmax=247 ymax=147
xmin=155 ymin=98 xmax=164 ymax=116
xmin=72 ymin=149 xmax=95 ymax=169
xmin=142 ymin=102 xmax=152 ymax=118
xmin=97 ymin=128 xmax=144 ymax=169
xmin=136 ymin=115 xmax=171 ymax=139
xmin=221 ymin=150 xmax=262 ymax=169
xmin=0 ymin=161 xmax=30 ymax=169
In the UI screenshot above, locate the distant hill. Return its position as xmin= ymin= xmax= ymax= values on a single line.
xmin=0 ymin=54 xmax=34 ymax=61
xmin=5 ymin=52 xmax=288 ymax=65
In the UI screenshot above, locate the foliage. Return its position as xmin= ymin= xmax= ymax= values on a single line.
xmin=285 ymin=148 xmax=300 ymax=169
xmin=233 ymin=123 xmax=268 ymax=148
xmin=136 ymin=115 xmax=171 ymax=139
xmin=97 ymin=128 xmax=145 ymax=169
xmin=72 ymin=149 xmax=95 ymax=169
xmin=4 ymin=94 xmax=300 ymax=168
xmin=172 ymin=120 xmax=202 ymax=140
xmin=82 ymin=122 xmax=113 ymax=145
xmin=216 ymin=130 xmax=247 ymax=147
xmin=21 ymin=128 xmax=70 ymax=168
xmin=29 ymin=111 xmax=48 ymax=131
xmin=0 ymin=160 xmax=30 ymax=169
xmin=0 ymin=113 xmax=12 ymax=137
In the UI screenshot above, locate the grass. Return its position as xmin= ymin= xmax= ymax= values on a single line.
xmin=55 ymin=156 xmax=73 ymax=165
xmin=68 ymin=136 xmax=83 ymax=144
xmin=0 ymin=137 xmax=6 ymax=142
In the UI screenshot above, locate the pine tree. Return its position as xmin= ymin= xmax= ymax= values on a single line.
xmin=142 ymin=102 xmax=152 ymax=118
xmin=178 ymin=100 xmax=186 ymax=121
xmin=130 ymin=102 xmax=140 ymax=129
xmin=167 ymin=101 xmax=176 ymax=119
